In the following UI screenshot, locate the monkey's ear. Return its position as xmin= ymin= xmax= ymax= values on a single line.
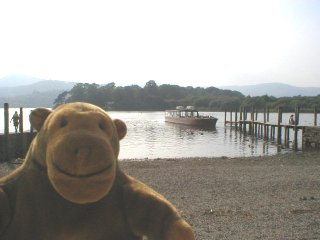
xmin=113 ymin=119 xmax=127 ymax=140
xmin=29 ymin=108 xmax=52 ymax=131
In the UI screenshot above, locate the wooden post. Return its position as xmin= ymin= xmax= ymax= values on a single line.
xmin=255 ymin=109 xmax=258 ymax=136
xmin=284 ymin=127 xmax=287 ymax=145
xmin=239 ymin=107 xmax=243 ymax=131
xmin=273 ymin=126 xmax=276 ymax=140
xmin=285 ymin=127 xmax=290 ymax=146
xmin=19 ymin=107 xmax=26 ymax=156
xmin=277 ymin=107 xmax=282 ymax=145
xmin=235 ymin=108 xmax=238 ymax=130
xmin=248 ymin=107 xmax=251 ymax=133
xmin=4 ymin=103 xmax=9 ymax=135
xmin=294 ymin=106 xmax=299 ymax=150
xmin=230 ymin=110 xmax=233 ymax=127
xmin=4 ymin=103 xmax=9 ymax=162
xmin=19 ymin=107 xmax=24 ymax=133
xmin=267 ymin=107 xmax=270 ymax=137
xmin=244 ymin=107 xmax=247 ymax=131
xmin=250 ymin=106 xmax=254 ymax=134
xmin=224 ymin=110 xmax=227 ymax=126
xmin=314 ymin=107 xmax=318 ymax=126
xmin=263 ymin=107 xmax=267 ymax=139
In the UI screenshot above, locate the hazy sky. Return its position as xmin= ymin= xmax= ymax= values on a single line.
xmin=0 ymin=0 xmax=319 ymax=87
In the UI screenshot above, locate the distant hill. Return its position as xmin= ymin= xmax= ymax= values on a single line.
xmin=1 ymin=75 xmax=319 ymax=108
xmin=0 ymin=90 xmax=71 ymax=108
xmin=0 ymin=78 xmax=76 ymax=107
xmin=0 ymin=80 xmax=75 ymax=98
xmin=221 ymin=83 xmax=320 ymax=97
xmin=0 ymin=74 xmax=43 ymax=87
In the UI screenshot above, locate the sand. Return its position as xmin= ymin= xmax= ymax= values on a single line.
xmin=1 ymin=152 xmax=320 ymax=240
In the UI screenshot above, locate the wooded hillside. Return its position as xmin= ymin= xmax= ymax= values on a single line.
xmin=54 ymin=80 xmax=320 ymax=112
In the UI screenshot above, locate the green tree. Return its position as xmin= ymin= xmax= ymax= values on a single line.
xmin=54 ymin=91 xmax=69 ymax=107
xmin=53 ymin=82 xmax=320 ymax=112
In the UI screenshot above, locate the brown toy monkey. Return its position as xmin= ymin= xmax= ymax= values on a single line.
xmin=0 ymin=102 xmax=195 ymax=240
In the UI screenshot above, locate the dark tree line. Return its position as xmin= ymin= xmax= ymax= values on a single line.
xmin=54 ymin=80 xmax=320 ymax=112
xmin=241 ymin=95 xmax=320 ymax=112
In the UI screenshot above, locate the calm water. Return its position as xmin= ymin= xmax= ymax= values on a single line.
xmin=1 ymin=108 xmax=319 ymax=159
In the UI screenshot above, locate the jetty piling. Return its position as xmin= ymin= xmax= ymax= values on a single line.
xmin=4 ymin=103 xmax=9 ymax=161
xmin=277 ymin=107 xmax=282 ymax=145
xmin=19 ymin=107 xmax=24 ymax=133
xmin=235 ymin=109 xmax=238 ymax=130
xmin=224 ymin=106 xmax=319 ymax=150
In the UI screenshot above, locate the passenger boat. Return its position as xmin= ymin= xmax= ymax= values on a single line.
xmin=165 ymin=106 xmax=218 ymax=128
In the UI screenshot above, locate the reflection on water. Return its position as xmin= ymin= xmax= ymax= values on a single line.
xmin=1 ymin=110 xmax=318 ymax=159
xmin=108 ymin=111 xmax=294 ymax=159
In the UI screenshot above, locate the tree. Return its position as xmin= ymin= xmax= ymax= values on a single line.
xmin=53 ymin=82 xmax=320 ymax=112
xmin=144 ymin=80 xmax=159 ymax=96
xmin=54 ymin=91 xmax=70 ymax=107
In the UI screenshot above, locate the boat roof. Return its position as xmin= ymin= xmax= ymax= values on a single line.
xmin=165 ymin=109 xmax=199 ymax=112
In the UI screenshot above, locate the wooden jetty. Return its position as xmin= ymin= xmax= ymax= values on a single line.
xmin=224 ymin=106 xmax=319 ymax=150
xmin=0 ymin=103 xmax=36 ymax=162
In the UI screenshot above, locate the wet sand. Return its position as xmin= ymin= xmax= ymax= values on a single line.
xmin=1 ymin=152 xmax=320 ymax=239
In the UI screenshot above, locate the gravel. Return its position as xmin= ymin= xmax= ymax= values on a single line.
xmin=1 ymin=152 xmax=320 ymax=240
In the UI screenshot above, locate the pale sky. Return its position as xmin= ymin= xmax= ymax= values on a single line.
xmin=0 ymin=0 xmax=319 ymax=87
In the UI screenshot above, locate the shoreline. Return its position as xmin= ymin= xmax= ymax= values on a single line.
xmin=1 ymin=152 xmax=320 ymax=239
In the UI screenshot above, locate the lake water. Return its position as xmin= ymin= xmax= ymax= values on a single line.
xmin=1 ymin=108 xmax=319 ymax=159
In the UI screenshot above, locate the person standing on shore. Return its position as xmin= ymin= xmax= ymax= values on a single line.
xmin=10 ymin=111 xmax=20 ymax=133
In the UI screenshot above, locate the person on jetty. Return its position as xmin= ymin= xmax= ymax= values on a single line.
xmin=289 ymin=114 xmax=295 ymax=125
xmin=10 ymin=111 xmax=20 ymax=133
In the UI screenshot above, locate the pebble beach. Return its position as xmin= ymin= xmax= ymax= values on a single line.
xmin=1 ymin=152 xmax=320 ymax=240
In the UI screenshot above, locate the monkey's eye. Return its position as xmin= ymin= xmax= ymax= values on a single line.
xmin=99 ymin=122 xmax=106 ymax=131
xmin=60 ymin=117 xmax=68 ymax=128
